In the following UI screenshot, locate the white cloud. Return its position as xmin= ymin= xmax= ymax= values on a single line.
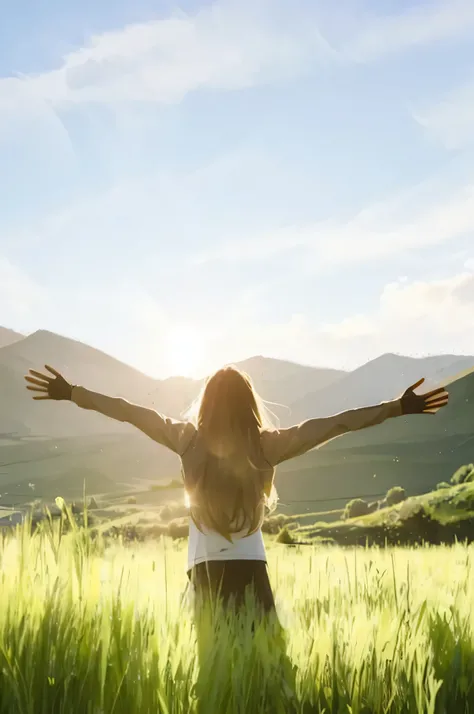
xmin=316 ymin=185 xmax=474 ymax=266
xmin=320 ymin=314 xmax=376 ymax=340
xmin=344 ymin=0 xmax=474 ymax=63
xmin=200 ymin=270 xmax=474 ymax=373
xmin=198 ymin=180 xmax=474 ymax=269
xmin=1 ymin=0 xmax=332 ymax=108
xmin=318 ymin=270 xmax=474 ymax=364
xmin=1 ymin=0 xmax=473 ymax=115
xmin=414 ymin=78 xmax=474 ymax=149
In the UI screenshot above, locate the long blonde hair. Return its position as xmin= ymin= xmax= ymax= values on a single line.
xmin=185 ymin=365 xmax=278 ymax=541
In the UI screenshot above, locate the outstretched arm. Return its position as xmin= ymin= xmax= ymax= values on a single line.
xmin=24 ymin=365 xmax=195 ymax=455
xmin=262 ymin=378 xmax=449 ymax=466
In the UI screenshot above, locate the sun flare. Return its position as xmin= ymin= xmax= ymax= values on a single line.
xmin=165 ymin=325 xmax=205 ymax=378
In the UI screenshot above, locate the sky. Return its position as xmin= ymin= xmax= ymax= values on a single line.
xmin=2 ymin=0 xmax=474 ymax=379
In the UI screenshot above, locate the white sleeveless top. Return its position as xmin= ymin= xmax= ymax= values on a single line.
xmin=187 ymin=519 xmax=266 ymax=571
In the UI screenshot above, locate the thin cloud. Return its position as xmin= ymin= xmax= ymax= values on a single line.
xmin=5 ymin=0 xmax=333 ymax=107
xmin=414 ymin=78 xmax=474 ymax=149
xmin=176 ymin=270 xmax=474 ymax=373
xmin=2 ymin=0 xmax=474 ymax=113
xmin=318 ymin=270 xmax=474 ymax=361
xmin=344 ymin=0 xmax=474 ymax=63
xmin=196 ymin=180 xmax=474 ymax=269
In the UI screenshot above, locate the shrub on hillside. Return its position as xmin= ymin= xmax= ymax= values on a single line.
xmin=103 ymin=524 xmax=142 ymax=542
xmin=451 ymin=464 xmax=474 ymax=485
xmin=386 ymin=487 xmax=407 ymax=507
xmin=167 ymin=518 xmax=188 ymax=539
xmin=343 ymin=498 xmax=369 ymax=520
xmin=276 ymin=526 xmax=295 ymax=544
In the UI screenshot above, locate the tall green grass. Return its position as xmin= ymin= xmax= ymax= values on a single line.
xmin=0 ymin=509 xmax=473 ymax=713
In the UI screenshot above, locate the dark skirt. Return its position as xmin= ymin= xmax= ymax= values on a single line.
xmin=187 ymin=559 xmax=276 ymax=614
xmin=187 ymin=560 xmax=297 ymax=710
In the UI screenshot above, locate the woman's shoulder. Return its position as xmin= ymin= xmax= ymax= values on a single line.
xmin=174 ymin=420 xmax=197 ymax=455
xmin=259 ymin=428 xmax=281 ymax=466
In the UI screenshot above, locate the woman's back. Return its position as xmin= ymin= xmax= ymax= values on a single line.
xmin=181 ymin=426 xmax=274 ymax=570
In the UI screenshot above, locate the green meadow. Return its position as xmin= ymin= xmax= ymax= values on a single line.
xmin=1 ymin=509 xmax=474 ymax=713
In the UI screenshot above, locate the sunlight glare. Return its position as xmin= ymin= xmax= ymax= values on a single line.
xmin=165 ymin=325 xmax=205 ymax=378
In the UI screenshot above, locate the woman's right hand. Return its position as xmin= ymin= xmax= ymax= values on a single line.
xmin=24 ymin=365 xmax=73 ymax=401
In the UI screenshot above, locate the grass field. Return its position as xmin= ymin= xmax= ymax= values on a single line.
xmin=1 ymin=511 xmax=474 ymax=713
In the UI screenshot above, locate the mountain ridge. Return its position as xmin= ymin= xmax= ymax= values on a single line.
xmin=2 ymin=328 xmax=473 ymax=439
xmin=0 ymin=328 xmax=347 ymax=437
xmin=0 ymin=327 xmax=24 ymax=349
xmin=291 ymin=351 xmax=474 ymax=422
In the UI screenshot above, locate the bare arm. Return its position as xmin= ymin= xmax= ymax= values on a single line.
xmin=262 ymin=378 xmax=449 ymax=466
xmin=25 ymin=365 xmax=195 ymax=455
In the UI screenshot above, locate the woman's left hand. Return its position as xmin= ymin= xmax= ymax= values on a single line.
xmin=400 ymin=378 xmax=449 ymax=415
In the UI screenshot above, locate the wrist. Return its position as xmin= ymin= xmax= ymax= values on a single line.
xmin=393 ymin=398 xmax=403 ymax=417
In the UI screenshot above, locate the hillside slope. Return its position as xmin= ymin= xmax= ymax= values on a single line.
xmin=275 ymin=370 xmax=474 ymax=515
xmin=0 ymin=327 xmax=24 ymax=349
xmin=296 ymin=480 xmax=474 ymax=546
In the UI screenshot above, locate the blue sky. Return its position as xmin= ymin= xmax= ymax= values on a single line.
xmin=2 ymin=0 xmax=474 ymax=378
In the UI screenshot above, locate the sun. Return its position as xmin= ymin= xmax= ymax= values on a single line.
xmin=165 ymin=325 xmax=206 ymax=377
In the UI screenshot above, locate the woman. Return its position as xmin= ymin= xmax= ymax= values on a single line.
xmin=25 ymin=364 xmax=449 ymax=614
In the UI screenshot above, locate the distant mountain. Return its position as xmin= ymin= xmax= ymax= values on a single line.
xmin=155 ymin=356 xmax=346 ymax=422
xmin=292 ymin=352 xmax=474 ymax=422
xmin=0 ymin=330 xmax=162 ymax=438
xmin=235 ymin=355 xmax=345 ymax=416
xmin=429 ymin=357 xmax=474 ymax=388
xmin=0 ymin=327 xmax=24 ymax=349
